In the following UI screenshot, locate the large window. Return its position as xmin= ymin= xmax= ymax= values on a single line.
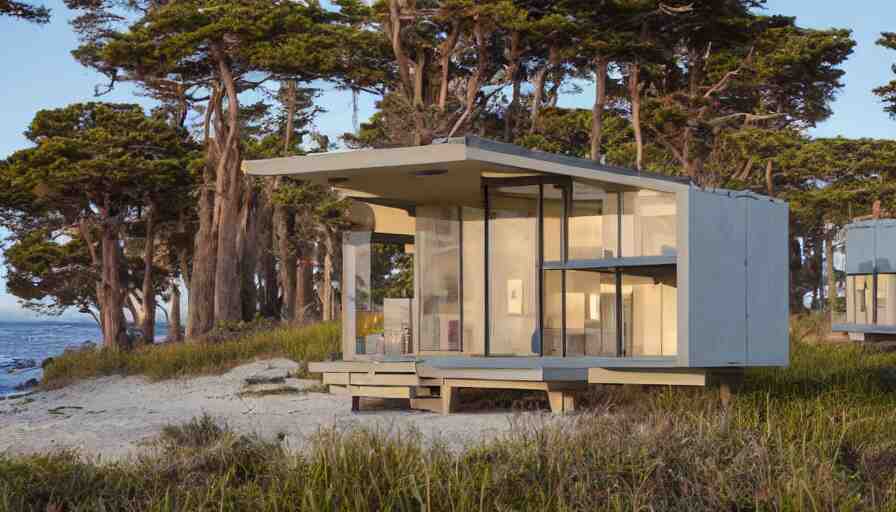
xmin=621 ymin=190 xmax=678 ymax=257
xmin=844 ymin=273 xmax=896 ymax=326
xmin=621 ymin=267 xmax=677 ymax=357
xmin=488 ymin=185 xmax=540 ymax=356
xmin=417 ymin=206 xmax=461 ymax=351
xmin=484 ymin=176 xmax=679 ymax=358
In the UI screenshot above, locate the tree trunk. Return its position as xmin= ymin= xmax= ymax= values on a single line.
xmin=211 ymin=44 xmax=245 ymax=325
xmin=295 ymin=241 xmax=315 ymax=324
xmin=187 ymin=85 xmax=221 ymax=338
xmin=168 ymin=281 xmax=183 ymax=342
xmin=237 ymin=185 xmax=259 ymax=321
xmin=321 ymin=230 xmax=334 ymax=322
xmin=275 ymin=204 xmax=297 ymax=321
xmin=437 ymin=20 xmax=461 ymax=112
xmin=628 ymin=62 xmax=644 ymax=170
xmin=765 ymin=160 xmax=774 ymax=197
xmin=505 ymin=74 xmax=522 ymax=142
xmin=100 ymin=213 xmax=127 ymax=348
xmin=529 ymin=46 xmax=558 ymax=134
xmin=256 ymin=188 xmax=278 ymax=318
xmin=141 ymin=200 xmax=157 ymax=343
xmin=590 ymin=56 xmax=608 ymax=162
xmin=412 ymin=46 xmax=427 ymax=145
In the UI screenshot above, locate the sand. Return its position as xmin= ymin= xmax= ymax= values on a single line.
xmin=0 ymin=358 xmax=570 ymax=462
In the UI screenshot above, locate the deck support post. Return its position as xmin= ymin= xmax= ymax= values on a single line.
xmin=547 ymin=390 xmax=576 ymax=414
xmin=714 ymin=370 xmax=744 ymax=407
xmin=440 ymin=384 xmax=458 ymax=415
xmin=351 ymin=396 xmax=361 ymax=412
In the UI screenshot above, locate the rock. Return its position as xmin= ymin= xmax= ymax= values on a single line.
xmin=41 ymin=357 xmax=54 ymax=369
xmin=81 ymin=341 xmax=97 ymax=351
xmin=244 ymin=368 xmax=289 ymax=386
xmin=14 ymin=378 xmax=39 ymax=391
xmin=13 ymin=358 xmax=36 ymax=370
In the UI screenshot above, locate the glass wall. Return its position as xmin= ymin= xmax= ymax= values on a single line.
xmin=844 ymin=273 xmax=896 ymax=326
xmin=543 ymin=270 xmax=563 ymax=356
xmin=543 ymin=184 xmax=564 ymax=262
xmin=847 ymin=275 xmax=873 ymax=325
xmin=416 ymin=206 xmax=461 ymax=351
xmin=477 ymin=177 xmax=678 ymax=358
xmin=568 ymin=182 xmax=610 ymax=260
xmin=488 ymin=185 xmax=539 ymax=356
xmin=462 ymin=207 xmax=486 ymax=354
xmin=878 ymin=274 xmax=896 ymax=325
xmin=345 ymin=231 xmax=415 ymax=358
xmin=567 ymin=270 xmax=617 ymax=356
xmin=621 ymin=190 xmax=678 ymax=257
xmin=621 ymin=266 xmax=678 ymax=356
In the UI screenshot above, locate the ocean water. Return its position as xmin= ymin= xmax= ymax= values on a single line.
xmin=0 ymin=321 xmax=101 ymax=396
xmin=0 ymin=321 xmax=169 ymax=396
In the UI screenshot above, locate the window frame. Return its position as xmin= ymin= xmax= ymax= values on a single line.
xmin=482 ymin=176 xmax=679 ymax=358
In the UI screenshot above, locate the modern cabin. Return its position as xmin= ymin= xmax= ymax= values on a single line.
xmin=832 ymin=219 xmax=896 ymax=341
xmin=244 ymin=136 xmax=789 ymax=413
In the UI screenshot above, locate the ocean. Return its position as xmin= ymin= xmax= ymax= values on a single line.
xmin=0 ymin=321 xmax=164 ymax=396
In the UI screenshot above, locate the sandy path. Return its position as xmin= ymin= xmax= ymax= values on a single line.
xmin=0 ymin=359 xmax=567 ymax=461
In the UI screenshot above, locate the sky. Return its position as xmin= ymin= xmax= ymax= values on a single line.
xmin=0 ymin=0 xmax=893 ymax=320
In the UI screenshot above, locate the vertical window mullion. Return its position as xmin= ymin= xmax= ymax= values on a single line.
xmin=483 ymin=185 xmax=490 ymax=356
xmin=538 ymin=183 xmax=545 ymax=357
xmin=457 ymin=206 xmax=464 ymax=353
xmin=616 ymin=270 xmax=624 ymax=357
xmin=616 ymin=191 xmax=624 ymax=356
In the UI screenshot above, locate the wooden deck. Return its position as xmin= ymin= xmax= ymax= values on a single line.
xmin=309 ymin=359 xmax=733 ymax=414
xmin=309 ymin=360 xmax=585 ymax=414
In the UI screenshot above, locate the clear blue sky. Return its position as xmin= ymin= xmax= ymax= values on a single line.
xmin=0 ymin=0 xmax=893 ymax=320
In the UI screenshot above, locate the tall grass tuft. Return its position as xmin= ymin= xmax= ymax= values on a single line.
xmin=41 ymin=322 xmax=340 ymax=388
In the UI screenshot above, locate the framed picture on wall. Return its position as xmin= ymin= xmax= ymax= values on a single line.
xmin=507 ymin=279 xmax=523 ymax=315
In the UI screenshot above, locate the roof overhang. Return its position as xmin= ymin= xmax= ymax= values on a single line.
xmin=243 ymin=136 xmax=691 ymax=206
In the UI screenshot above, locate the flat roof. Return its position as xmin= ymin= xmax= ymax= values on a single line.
xmin=243 ymin=136 xmax=692 ymax=205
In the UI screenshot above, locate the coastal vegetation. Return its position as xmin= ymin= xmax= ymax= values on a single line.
xmin=4 ymin=316 xmax=896 ymax=510
xmin=1 ymin=0 xmax=894 ymax=346
xmin=40 ymin=321 xmax=340 ymax=389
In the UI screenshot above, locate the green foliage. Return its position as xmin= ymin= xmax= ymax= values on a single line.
xmin=371 ymin=243 xmax=414 ymax=303
xmin=0 ymin=103 xmax=197 ymax=322
xmin=3 ymin=230 xmax=96 ymax=316
xmin=0 ymin=0 xmax=49 ymax=23
xmin=8 ymin=321 xmax=896 ymax=510
xmin=875 ymin=32 xmax=896 ymax=119
xmin=41 ymin=322 xmax=340 ymax=388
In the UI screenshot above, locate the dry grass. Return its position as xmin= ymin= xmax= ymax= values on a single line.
xmin=40 ymin=322 xmax=340 ymax=389
xmin=5 ymin=315 xmax=896 ymax=510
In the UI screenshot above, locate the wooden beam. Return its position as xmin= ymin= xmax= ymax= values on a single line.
xmin=323 ymin=373 xmax=349 ymax=385
xmin=309 ymin=361 xmax=417 ymax=374
xmin=349 ymin=385 xmax=413 ymax=399
xmin=588 ymin=368 xmax=708 ymax=386
xmin=443 ymin=379 xmax=550 ymax=391
xmin=410 ymin=398 xmax=445 ymax=414
xmin=328 ymin=385 xmax=350 ymax=395
xmin=350 ymin=373 xmax=421 ymax=386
